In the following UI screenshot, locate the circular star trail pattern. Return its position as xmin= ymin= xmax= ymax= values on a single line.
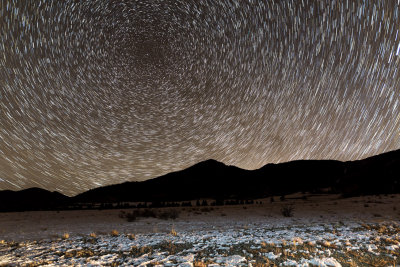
xmin=1 ymin=0 xmax=400 ymax=196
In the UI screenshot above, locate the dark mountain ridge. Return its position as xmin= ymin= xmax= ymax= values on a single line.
xmin=0 ymin=187 xmax=69 ymax=212
xmin=1 ymin=149 xmax=400 ymax=211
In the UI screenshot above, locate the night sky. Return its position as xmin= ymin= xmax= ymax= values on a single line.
xmin=1 ymin=0 xmax=400 ymax=196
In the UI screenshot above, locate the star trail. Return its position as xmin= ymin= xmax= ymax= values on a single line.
xmin=1 ymin=0 xmax=400 ymax=196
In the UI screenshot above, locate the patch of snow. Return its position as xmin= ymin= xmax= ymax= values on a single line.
xmin=264 ymin=251 xmax=281 ymax=260
xmin=214 ymin=255 xmax=246 ymax=266
xmin=281 ymin=259 xmax=303 ymax=266
xmin=366 ymin=244 xmax=377 ymax=252
xmin=386 ymin=244 xmax=399 ymax=251
xmin=308 ymin=257 xmax=342 ymax=267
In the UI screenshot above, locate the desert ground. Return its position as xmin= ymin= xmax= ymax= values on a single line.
xmin=1 ymin=193 xmax=400 ymax=266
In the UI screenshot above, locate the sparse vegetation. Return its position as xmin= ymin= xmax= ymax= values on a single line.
xmin=200 ymin=207 xmax=213 ymax=212
xmin=193 ymin=261 xmax=208 ymax=267
xmin=110 ymin=230 xmax=119 ymax=236
xmin=119 ymin=208 xmax=180 ymax=221
xmin=89 ymin=232 xmax=97 ymax=238
xmin=62 ymin=233 xmax=69 ymax=239
xmin=170 ymin=227 xmax=177 ymax=236
xmin=158 ymin=209 xmax=180 ymax=220
xmin=2 ymin=220 xmax=400 ymax=266
xmin=64 ymin=248 xmax=94 ymax=258
xmin=281 ymin=205 xmax=294 ymax=217
xmin=2 ymin=194 xmax=400 ymax=266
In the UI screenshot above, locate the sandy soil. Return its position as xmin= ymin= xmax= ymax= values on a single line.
xmin=1 ymin=193 xmax=399 ymax=242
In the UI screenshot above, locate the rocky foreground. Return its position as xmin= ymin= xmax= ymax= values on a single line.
xmin=1 ymin=194 xmax=400 ymax=266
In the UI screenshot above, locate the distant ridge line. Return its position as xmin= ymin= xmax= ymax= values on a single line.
xmin=0 ymin=149 xmax=399 ymax=211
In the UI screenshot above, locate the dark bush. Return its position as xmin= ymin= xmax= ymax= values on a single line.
xmin=120 ymin=209 xmax=157 ymax=222
xmin=281 ymin=205 xmax=294 ymax=217
xmin=125 ymin=212 xmax=137 ymax=222
xmin=139 ymin=209 xmax=157 ymax=218
xmin=200 ymin=207 xmax=213 ymax=212
xmin=157 ymin=209 xmax=180 ymax=220
xmin=121 ymin=208 xmax=180 ymax=221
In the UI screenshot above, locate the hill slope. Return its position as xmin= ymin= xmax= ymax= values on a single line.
xmin=1 ymin=149 xmax=399 ymax=211
xmin=73 ymin=149 xmax=400 ymax=203
xmin=0 ymin=187 xmax=69 ymax=212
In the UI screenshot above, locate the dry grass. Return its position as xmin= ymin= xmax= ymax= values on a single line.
xmin=89 ymin=232 xmax=97 ymax=238
xmin=62 ymin=233 xmax=69 ymax=239
xmin=318 ymin=240 xmax=338 ymax=249
xmin=110 ymin=230 xmax=119 ymax=237
xmin=127 ymin=233 xmax=136 ymax=240
xmin=64 ymin=249 xmax=94 ymax=258
xmin=193 ymin=261 xmax=208 ymax=267
xmin=129 ymin=245 xmax=153 ymax=257
xmin=252 ymin=262 xmax=276 ymax=267
xmin=170 ymin=227 xmax=178 ymax=236
xmin=20 ymin=259 xmax=54 ymax=267
xmin=193 ymin=259 xmax=217 ymax=267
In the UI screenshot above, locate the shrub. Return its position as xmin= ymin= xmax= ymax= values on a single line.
xmin=170 ymin=227 xmax=177 ymax=236
xmin=123 ymin=209 xmax=157 ymax=221
xmin=125 ymin=212 xmax=137 ymax=222
xmin=140 ymin=209 xmax=157 ymax=218
xmin=157 ymin=209 xmax=180 ymax=220
xmin=200 ymin=207 xmax=213 ymax=212
xmin=111 ymin=230 xmax=119 ymax=236
xmin=62 ymin=233 xmax=69 ymax=239
xmin=120 ymin=208 xmax=179 ymax=221
xmin=281 ymin=205 xmax=294 ymax=217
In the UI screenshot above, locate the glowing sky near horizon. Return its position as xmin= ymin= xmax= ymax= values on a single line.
xmin=1 ymin=0 xmax=400 ymax=196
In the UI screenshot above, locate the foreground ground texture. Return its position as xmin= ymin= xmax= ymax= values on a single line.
xmin=0 ymin=194 xmax=399 ymax=266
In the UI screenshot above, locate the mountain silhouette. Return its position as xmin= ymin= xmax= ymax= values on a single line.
xmin=1 ymin=149 xmax=399 ymax=211
xmin=73 ymin=149 xmax=400 ymax=202
xmin=0 ymin=187 xmax=69 ymax=212
xmin=73 ymin=159 xmax=250 ymax=203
